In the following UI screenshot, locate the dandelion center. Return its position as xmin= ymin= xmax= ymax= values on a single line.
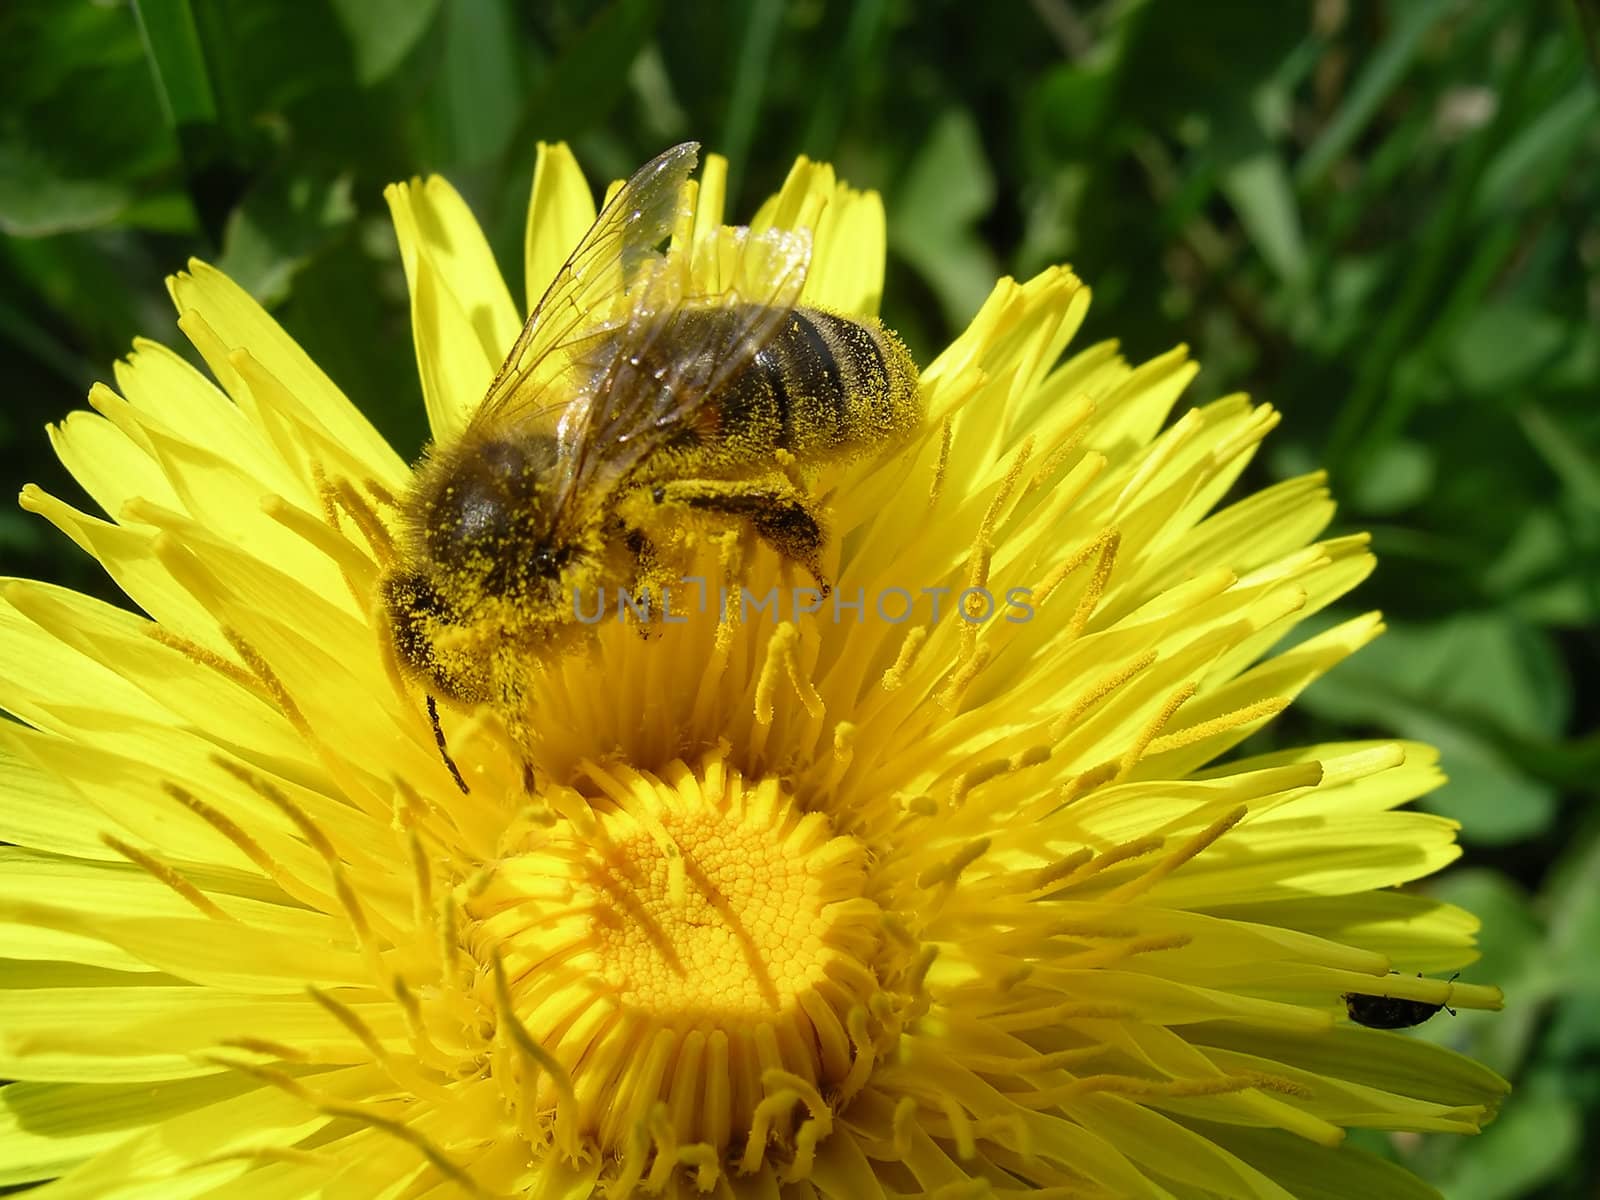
xmin=467 ymin=751 xmax=893 ymax=1175
xmin=593 ymin=797 xmax=845 ymax=1018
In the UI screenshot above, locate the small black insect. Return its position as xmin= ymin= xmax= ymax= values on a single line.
xmin=1343 ymin=972 xmax=1458 ymax=1029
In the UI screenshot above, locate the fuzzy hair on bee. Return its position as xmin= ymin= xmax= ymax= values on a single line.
xmin=381 ymin=142 xmax=922 ymax=714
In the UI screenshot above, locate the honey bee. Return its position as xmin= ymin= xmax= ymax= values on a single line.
xmin=382 ymin=142 xmax=921 ymax=709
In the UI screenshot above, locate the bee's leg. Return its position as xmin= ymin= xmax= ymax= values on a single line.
xmin=624 ymin=526 xmax=665 ymax=638
xmin=751 ymin=499 xmax=829 ymax=597
xmin=599 ymin=513 xmax=665 ymax=636
xmin=426 ymin=694 xmax=470 ymax=795
xmin=603 ymin=511 xmax=655 ymax=580
xmin=486 ymin=694 xmax=541 ymax=796
xmin=651 ymin=478 xmax=829 ymax=595
xmin=624 ymin=526 xmax=664 ymax=588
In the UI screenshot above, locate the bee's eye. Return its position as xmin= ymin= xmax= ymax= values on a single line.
xmin=532 ymin=547 xmax=560 ymax=576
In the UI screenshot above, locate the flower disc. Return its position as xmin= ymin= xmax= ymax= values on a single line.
xmin=469 ymin=753 xmax=897 ymax=1174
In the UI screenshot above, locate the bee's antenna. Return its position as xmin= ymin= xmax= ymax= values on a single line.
xmin=427 ymin=695 xmax=470 ymax=796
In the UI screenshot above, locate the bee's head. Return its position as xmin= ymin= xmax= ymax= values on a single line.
xmin=414 ymin=433 xmax=576 ymax=597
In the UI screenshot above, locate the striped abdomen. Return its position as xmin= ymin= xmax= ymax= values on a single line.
xmin=661 ymin=306 xmax=920 ymax=469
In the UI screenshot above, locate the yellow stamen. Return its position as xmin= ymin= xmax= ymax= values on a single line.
xmin=881 ymin=625 xmax=928 ymax=692
xmin=459 ymin=749 xmax=906 ymax=1183
xmin=144 ymin=626 xmax=266 ymax=698
xmin=928 ymin=417 xmax=953 ymax=507
xmin=99 ymin=832 xmax=231 ymax=920
xmin=1143 ymin=697 xmax=1290 ymax=757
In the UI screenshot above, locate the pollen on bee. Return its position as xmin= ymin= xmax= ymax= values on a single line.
xmin=375 ymin=146 xmax=921 ymax=728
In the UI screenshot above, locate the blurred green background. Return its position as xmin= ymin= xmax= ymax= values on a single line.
xmin=1 ymin=1 xmax=1596 ymax=1195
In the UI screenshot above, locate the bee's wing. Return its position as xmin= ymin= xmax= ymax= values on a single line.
xmin=550 ymin=220 xmax=813 ymax=519
xmin=469 ymin=141 xmax=702 ymax=431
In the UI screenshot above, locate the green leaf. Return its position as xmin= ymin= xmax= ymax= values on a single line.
xmin=1518 ymin=403 xmax=1600 ymax=511
xmin=1445 ymin=303 xmax=1571 ymax=397
xmin=1423 ymin=870 xmax=1545 ymax=1084
xmin=1541 ymin=812 xmax=1600 ymax=991
xmin=888 ymin=109 xmax=997 ymax=331
xmin=1219 ymin=143 xmax=1306 ymax=283
xmin=1027 ymin=55 xmax=1120 ymax=153
xmin=719 ymin=0 xmax=785 ymax=203
xmin=1346 ymin=438 xmax=1435 ymax=517
xmin=516 ymin=0 xmax=659 ymax=145
xmin=1 ymin=232 xmax=156 ymax=375
xmin=1538 ymin=994 xmax=1600 ymax=1117
xmin=0 ymin=1 xmax=181 ymax=236
xmin=1426 ymin=869 xmax=1541 ymax=987
xmin=1296 ymin=0 xmax=1457 ymax=185
xmin=129 ymin=0 xmax=258 ymax=242
xmin=799 ymin=0 xmax=890 ymax=157
xmin=1484 ymin=508 xmax=1600 ymax=626
xmin=214 ymin=171 xmax=357 ymax=307
xmin=1299 ymin=614 xmax=1568 ymax=843
xmin=328 ymin=0 xmax=444 ymax=85
xmin=1431 ymin=1089 xmax=1581 ymax=1200
xmin=0 ymin=510 xmax=46 ymax=559
xmin=426 ymin=0 xmax=522 ymax=168
xmin=129 ymin=0 xmax=218 ymax=128
xmin=1473 ymin=80 xmax=1599 ymax=218
xmin=1322 ymin=1 xmax=1538 ymax=471
xmin=0 ymin=144 xmax=129 ymax=237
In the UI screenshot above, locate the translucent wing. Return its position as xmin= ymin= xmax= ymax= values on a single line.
xmin=548 ymin=220 xmax=814 ymax=522
xmin=469 ymin=141 xmax=702 ymax=433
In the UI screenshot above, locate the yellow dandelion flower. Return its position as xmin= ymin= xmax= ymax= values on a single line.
xmin=0 ymin=142 xmax=1506 ymax=1199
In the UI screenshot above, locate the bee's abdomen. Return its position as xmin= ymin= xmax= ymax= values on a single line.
xmin=713 ymin=307 xmax=920 ymax=461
